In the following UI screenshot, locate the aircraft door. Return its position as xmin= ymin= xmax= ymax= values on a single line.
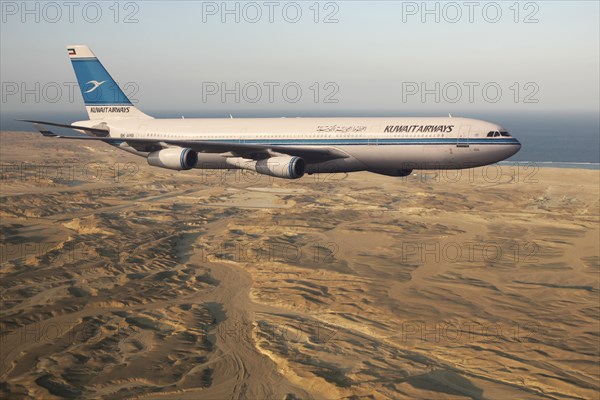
xmin=369 ymin=124 xmax=380 ymax=146
xmin=136 ymin=124 xmax=149 ymax=138
xmin=457 ymin=125 xmax=470 ymax=147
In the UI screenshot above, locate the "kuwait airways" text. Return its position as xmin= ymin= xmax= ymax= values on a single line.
xmin=384 ymin=125 xmax=454 ymax=133
xmin=90 ymin=106 xmax=131 ymax=113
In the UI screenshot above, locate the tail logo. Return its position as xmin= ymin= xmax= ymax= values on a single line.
xmin=84 ymin=80 xmax=107 ymax=93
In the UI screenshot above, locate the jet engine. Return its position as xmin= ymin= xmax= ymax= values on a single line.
xmin=226 ymin=156 xmax=305 ymax=179
xmin=256 ymin=156 xmax=305 ymax=179
xmin=147 ymin=148 xmax=198 ymax=171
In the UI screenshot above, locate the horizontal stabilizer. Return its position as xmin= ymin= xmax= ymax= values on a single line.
xmin=18 ymin=119 xmax=110 ymax=137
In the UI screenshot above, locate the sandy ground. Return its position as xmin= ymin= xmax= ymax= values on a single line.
xmin=0 ymin=131 xmax=598 ymax=399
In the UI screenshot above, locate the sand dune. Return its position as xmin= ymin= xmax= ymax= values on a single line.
xmin=1 ymin=132 xmax=598 ymax=399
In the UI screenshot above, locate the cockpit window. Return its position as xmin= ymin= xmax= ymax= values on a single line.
xmin=487 ymin=131 xmax=510 ymax=137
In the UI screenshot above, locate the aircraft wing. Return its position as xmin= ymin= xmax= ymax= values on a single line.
xmin=172 ymin=140 xmax=349 ymax=161
xmin=23 ymin=120 xmax=349 ymax=162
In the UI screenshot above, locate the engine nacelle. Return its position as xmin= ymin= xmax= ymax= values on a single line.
xmin=226 ymin=156 xmax=305 ymax=179
xmin=147 ymin=148 xmax=198 ymax=171
xmin=256 ymin=156 xmax=305 ymax=179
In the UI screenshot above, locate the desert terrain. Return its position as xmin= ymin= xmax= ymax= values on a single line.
xmin=1 ymin=131 xmax=598 ymax=399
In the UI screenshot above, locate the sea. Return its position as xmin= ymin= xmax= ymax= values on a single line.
xmin=1 ymin=110 xmax=598 ymax=169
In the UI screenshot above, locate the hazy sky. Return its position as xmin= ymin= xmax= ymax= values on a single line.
xmin=1 ymin=1 xmax=599 ymax=117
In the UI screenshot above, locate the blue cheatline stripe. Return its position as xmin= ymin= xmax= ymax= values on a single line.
xmin=185 ymin=138 xmax=520 ymax=146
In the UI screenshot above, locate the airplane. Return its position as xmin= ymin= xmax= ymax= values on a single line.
xmin=22 ymin=45 xmax=521 ymax=179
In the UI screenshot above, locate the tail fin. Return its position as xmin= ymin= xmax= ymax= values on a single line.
xmin=67 ymin=45 xmax=152 ymax=120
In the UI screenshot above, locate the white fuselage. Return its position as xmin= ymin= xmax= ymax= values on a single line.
xmin=79 ymin=116 xmax=521 ymax=175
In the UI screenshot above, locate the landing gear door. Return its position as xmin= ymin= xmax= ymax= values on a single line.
xmin=457 ymin=125 xmax=470 ymax=147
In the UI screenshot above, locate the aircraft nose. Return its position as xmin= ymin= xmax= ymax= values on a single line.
xmin=506 ymin=138 xmax=522 ymax=158
xmin=514 ymin=138 xmax=522 ymax=153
